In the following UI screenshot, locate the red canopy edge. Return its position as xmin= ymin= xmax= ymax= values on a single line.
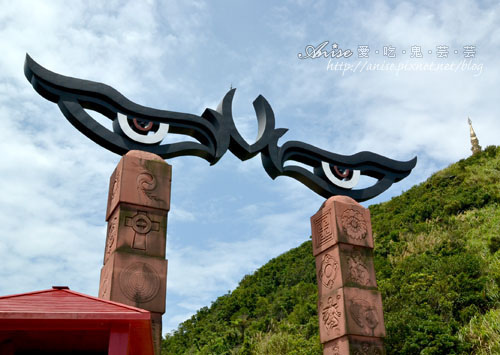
xmin=0 ymin=287 xmax=154 ymax=355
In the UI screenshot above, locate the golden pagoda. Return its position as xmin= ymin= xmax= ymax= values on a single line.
xmin=468 ymin=117 xmax=482 ymax=155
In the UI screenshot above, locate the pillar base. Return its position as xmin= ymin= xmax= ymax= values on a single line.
xmin=324 ymin=335 xmax=385 ymax=355
xmin=151 ymin=312 xmax=162 ymax=355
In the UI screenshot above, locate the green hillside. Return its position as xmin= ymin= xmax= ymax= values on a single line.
xmin=162 ymin=146 xmax=500 ymax=355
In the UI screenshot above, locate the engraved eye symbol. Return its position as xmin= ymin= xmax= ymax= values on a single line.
xmin=321 ymin=161 xmax=360 ymax=189
xmin=115 ymin=112 xmax=169 ymax=144
xmin=133 ymin=118 xmax=154 ymax=132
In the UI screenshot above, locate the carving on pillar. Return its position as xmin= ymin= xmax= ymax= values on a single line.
xmin=346 ymin=251 xmax=370 ymax=286
xmin=105 ymin=215 xmax=119 ymax=261
xmin=314 ymin=209 xmax=333 ymax=248
xmin=101 ymin=276 xmax=109 ymax=299
xmin=313 ymin=197 xmax=386 ymax=352
xmin=353 ymin=343 xmax=383 ymax=355
xmin=319 ymin=253 xmax=339 ymax=289
xmin=119 ymin=262 xmax=161 ymax=303
xmin=110 ymin=169 xmax=121 ymax=208
xmin=324 ymin=336 xmax=385 ymax=355
xmin=125 ymin=211 xmax=160 ymax=250
xmin=322 ymin=295 xmax=342 ymax=331
xmin=99 ymin=263 xmax=112 ymax=299
xmin=341 ymin=209 xmax=367 ymax=240
xmin=136 ymin=162 xmax=164 ymax=203
xmin=349 ymin=299 xmax=379 ymax=336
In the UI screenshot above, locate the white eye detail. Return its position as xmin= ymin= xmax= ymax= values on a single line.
xmin=321 ymin=161 xmax=360 ymax=189
xmin=117 ymin=112 xmax=169 ymax=144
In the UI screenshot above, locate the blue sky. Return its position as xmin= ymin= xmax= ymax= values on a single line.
xmin=0 ymin=0 xmax=498 ymax=334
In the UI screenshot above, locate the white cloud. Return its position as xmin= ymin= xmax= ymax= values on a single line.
xmin=1 ymin=0 xmax=499 ymax=338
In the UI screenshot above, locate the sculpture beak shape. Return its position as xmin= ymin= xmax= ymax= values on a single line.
xmin=24 ymin=54 xmax=417 ymax=201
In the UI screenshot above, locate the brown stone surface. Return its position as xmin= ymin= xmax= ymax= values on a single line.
xmin=316 ymin=244 xmax=377 ymax=296
xmin=99 ymin=149 xmax=169 ymax=350
xmin=318 ymin=288 xmax=346 ymax=341
xmin=125 ymin=150 xmax=166 ymax=162
xmin=104 ymin=205 xmax=167 ymax=264
xmin=151 ymin=312 xmax=162 ymax=355
xmin=106 ymin=151 xmax=172 ymax=220
xmin=99 ymin=251 xmax=167 ymax=314
xmin=311 ymin=196 xmax=373 ymax=256
xmin=318 ymin=287 xmax=385 ymax=343
xmin=323 ymin=335 xmax=385 ymax=355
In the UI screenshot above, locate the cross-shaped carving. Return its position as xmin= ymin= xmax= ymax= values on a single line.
xmin=125 ymin=211 xmax=160 ymax=250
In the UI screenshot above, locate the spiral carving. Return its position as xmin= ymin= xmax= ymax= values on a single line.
xmin=119 ymin=262 xmax=160 ymax=303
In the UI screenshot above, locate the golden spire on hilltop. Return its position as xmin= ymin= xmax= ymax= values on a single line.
xmin=468 ymin=117 xmax=482 ymax=155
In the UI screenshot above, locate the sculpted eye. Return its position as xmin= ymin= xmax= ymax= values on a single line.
xmin=114 ymin=113 xmax=169 ymax=144
xmin=321 ymin=161 xmax=360 ymax=189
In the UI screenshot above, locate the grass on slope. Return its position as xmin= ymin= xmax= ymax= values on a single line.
xmin=163 ymin=145 xmax=500 ymax=355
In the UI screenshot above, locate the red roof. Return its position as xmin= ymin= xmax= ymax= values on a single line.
xmin=0 ymin=286 xmax=150 ymax=320
xmin=0 ymin=287 xmax=154 ymax=355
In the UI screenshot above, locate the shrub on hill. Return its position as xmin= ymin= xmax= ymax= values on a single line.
xmin=163 ymin=146 xmax=500 ymax=354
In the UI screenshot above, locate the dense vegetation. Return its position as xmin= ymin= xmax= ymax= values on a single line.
xmin=163 ymin=146 xmax=500 ymax=354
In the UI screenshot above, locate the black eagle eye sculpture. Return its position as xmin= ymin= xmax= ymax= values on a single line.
xmin=24 ymin=54 xmax=416 ymax=202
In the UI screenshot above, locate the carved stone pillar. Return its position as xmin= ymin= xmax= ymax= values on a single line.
xmin=311 ymin=196 xmax=386 ymax=355
xmin=99 ymin=150 xmax=171 ymax=355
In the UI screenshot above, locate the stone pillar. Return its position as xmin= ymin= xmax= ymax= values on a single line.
xmin=99 ymin=150 xmax=171 ymax=355
xmin=310 ymin=196 xmax=386 ymax=355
